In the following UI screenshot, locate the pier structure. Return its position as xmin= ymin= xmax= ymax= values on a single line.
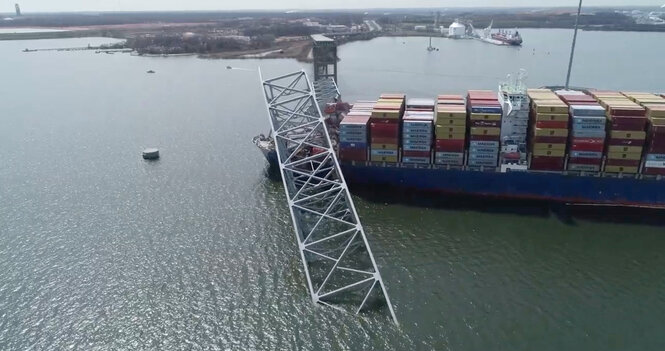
xmin=260 ymin=69 xmax=397 ymax=324
xmin=311 ymin=34 xmax=337 ymax=83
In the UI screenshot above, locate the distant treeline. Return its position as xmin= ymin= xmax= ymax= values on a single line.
xmin=379 ymin=11 xmax=665 ymax=32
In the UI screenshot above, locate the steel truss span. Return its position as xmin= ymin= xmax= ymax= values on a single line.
xmin=260 ymin=70 xmax=397 ymax=324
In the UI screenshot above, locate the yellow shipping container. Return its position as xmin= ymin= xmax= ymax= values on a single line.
xmin=647 ymin=105 xmax=665 ymax=118
xmin=610 ymin=130 xmax=646 ymax=140
xmin=533 ymin=103 xmax=568 ymax=114
xmin=436 ymin=111 xmax=467 ymax=119
xmin=533 ymin=149 xmax=566 ymax=157
xmin=376 ymin=99 xmax=403 ymax=104
xmin=371 ymin=110 xmax=401 ymax=119
xmin=435 ymin=125 xmax=466 ymax=134
xmin=607 ymin=145 xmax=643 ymax=153
xmin=607 ymin=152 xmax=642 ymax=160
xmin=534 ymin=113 xmax=569 ymax=122
xmin=534 ymin=128 xmax=569 ymax=137
xmin=470 ymin=127 xmax=501 ymax=136
xmin=370 ymin=143 xmax=399 ymax=150
xmin=533 ymin=143 xmax=566 ymax=151
xmin=527 ymin=88 xmax=553 ymax=94
xmin=435 ymin=132 xmax=466 ymax=140
xmin=435 ymin=118 xmax=467 ymax=126
xmin=469 ymin=113 xmax=502 ymax=121
xmin=604 ymin=165 xmax=639 ymax=174
xmin=651 ymin=117 xmax=665 ymax=126
xmin=370 ymin=155 xmax=399 ymax=163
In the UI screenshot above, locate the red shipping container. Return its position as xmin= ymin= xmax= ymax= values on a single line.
xmin=570 ymin=138 xmax=605 ymax=152
xmin=568 ymin=157 xmax=602 ymax=166
xmin=338 ymin=148 xmax=367 ymax=162
xmin=403 ymin=150 xmax=431 ymax=158
xmin=536 ymin=120 xmax=569 ymax=129
xmin=370 ymin=117 xmax=400 ymax=124
xmin=530 ymin=160 xmax=565 ymax=170
xmin=470 ymin=120 xmax=501 ymax=127
xmin=644 ymin=167 xmax=665 ymax=176
xmin=646 ymin=143 xmax=665 ymax=153
xmin=438 ymin=94 xmax=464 ymax=100
xmin=312 ymin=147 xmax=327 ymax=155
xmin=468 ymin=99 xmax=500 ymax=106
xmin=533 ymin=135 xmax=568 ymax=144
xmin=469 ymin=134 xmax=500 ymax=142
xmin=608 ymin=106 xmax=646 ymax=117
xmin=651 ymin=125 xmax=665 ymax=134
xmin=467 ymin=90 xmax=497 ymax=101
xmin=607 ymin=138 xmax=645 ymax=147
xmin=370 ymin=137 xmax=399 ymax=144
xmin=611 ymin=116 xmax=647 ymax=131
xmin=435 ymin=139 xmax=466 ymax=151
xmin=531 ymin=156 xmax=565 ymax=170
xmin=370 ymin=123 xmax=399 ymax=138
xmin=606 ymin=159 xmax=641 ymax=167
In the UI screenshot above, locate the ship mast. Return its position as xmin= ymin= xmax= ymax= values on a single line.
xmin=565 ymin=0 xmax=583 ymax=89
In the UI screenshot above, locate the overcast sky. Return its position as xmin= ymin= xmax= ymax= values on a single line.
xmin=9 ymin=1 xmax=665 ymax=12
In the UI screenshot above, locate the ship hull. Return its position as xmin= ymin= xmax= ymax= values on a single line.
xmin=340 ymin=163 xmax=665 ymax=208
xmin=260 ymin=149 xmax=665 ymax=208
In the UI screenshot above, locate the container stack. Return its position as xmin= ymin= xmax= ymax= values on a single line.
xmin=434 ymin=95 xmax=466 ymax=166
xmin=591 ymin=91 xmax=647 ymax=174
xmin=467 ymin=90 xmax=502 ymax=168
xmin=402 ymin=98 xmax=435 ymax=164
xmin=566 ymin=104 xmax=607 ymax=172
xmin=526 ymin=89 xmax=569 ymax=171
xmin=370 ymin=94 xmax=405 ymax=163
xmin=622 ymin=92 xmax=665 ymax=176
xmin=554 ymin=91 xmax=607 ymax=172
xmin=338 ymin=102 xmax=374 ymax=162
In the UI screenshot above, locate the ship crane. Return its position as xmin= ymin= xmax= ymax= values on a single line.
xmin=259 ymin=69 xmax=398 ymax=324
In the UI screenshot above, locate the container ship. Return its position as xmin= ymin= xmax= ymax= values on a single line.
xmin=255 ymin=76 xmax=665 ymax=208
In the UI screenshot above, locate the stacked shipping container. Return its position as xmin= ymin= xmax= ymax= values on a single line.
xmin=623 ymin=93 xmax=665 ymax=176
xmin=591 ymin=91 xmax=647 ymax=174
xmin=434 ymin=95 xmax=467 ymax=166
xmin=338 ymin=101 xmax=375 ymax=162
xmin=402 ymin=98 xmax=435 ymax=164
xmin=527 ymin=89 xmax=569 ymax=171
xmin=467 ymin=90 xmax=502 ymax=168
xmin=556 ymin=90 xmax=607 ymax=172
xmin=370 ymin=94 xmax=405 ymax=162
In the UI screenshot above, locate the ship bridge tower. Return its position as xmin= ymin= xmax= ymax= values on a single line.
xmin=311 ymin=34 xmax=337 ymax=83
xmin=15 ymin=3 xmax=21 ymax=16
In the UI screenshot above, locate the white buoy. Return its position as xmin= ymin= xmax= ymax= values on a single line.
xmin=142 ymin=148 xmax=160 ymax=160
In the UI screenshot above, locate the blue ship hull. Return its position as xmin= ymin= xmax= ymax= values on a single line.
xmin=340 ymin=163 xmax=665 ymax=208
xmin=261 ymin=149 xmax=665 ymax=208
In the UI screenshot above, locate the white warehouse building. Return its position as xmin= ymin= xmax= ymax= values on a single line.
xmin=448 ymin=21 xmax=466 ymax=38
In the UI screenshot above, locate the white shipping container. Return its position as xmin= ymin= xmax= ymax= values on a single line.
xmin=645 ymin=161 xmax=665 ymax=168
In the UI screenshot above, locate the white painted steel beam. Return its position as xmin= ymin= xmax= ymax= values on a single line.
xmin=260 ymin=69 xmax=398 ymax=324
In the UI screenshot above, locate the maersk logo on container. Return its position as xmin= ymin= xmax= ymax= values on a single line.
xmin=645 ymin=161 xmax=665 ymax=168
xmin=573 ymin=116 xmax=606 ymax=124
xmin=646 ymin=154 xmax=665 ymax=162
xmin=470 ymin=147 xmax=499 ymax=154
xmin=403 ymin=139 xmax=431 ymax=145
xmin=471 ymin=106 xmax=502 ymax=114
xmin=470 ymin=140 xmax=500 ymax=148
xmin=573 ymin=123 xmax=605 ymax=130
xmin=371 ymin=149 xmax=398 ymax=156
xmin=403 ymin=144 xmax=431 ymax=151
xmin=571 ymin=151 xmax=603 ymax=159
xmin=573 ymin=130 xmax=606 ymax=138
xmin=469 ymin=153 xmax=498 ymax=160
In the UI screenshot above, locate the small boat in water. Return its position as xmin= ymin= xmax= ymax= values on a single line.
xmin=147 ymin=70 xmax=155 ymax=74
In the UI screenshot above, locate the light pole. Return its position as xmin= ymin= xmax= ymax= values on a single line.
xmin=565 ymin=0 xmax=583 ymax=90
